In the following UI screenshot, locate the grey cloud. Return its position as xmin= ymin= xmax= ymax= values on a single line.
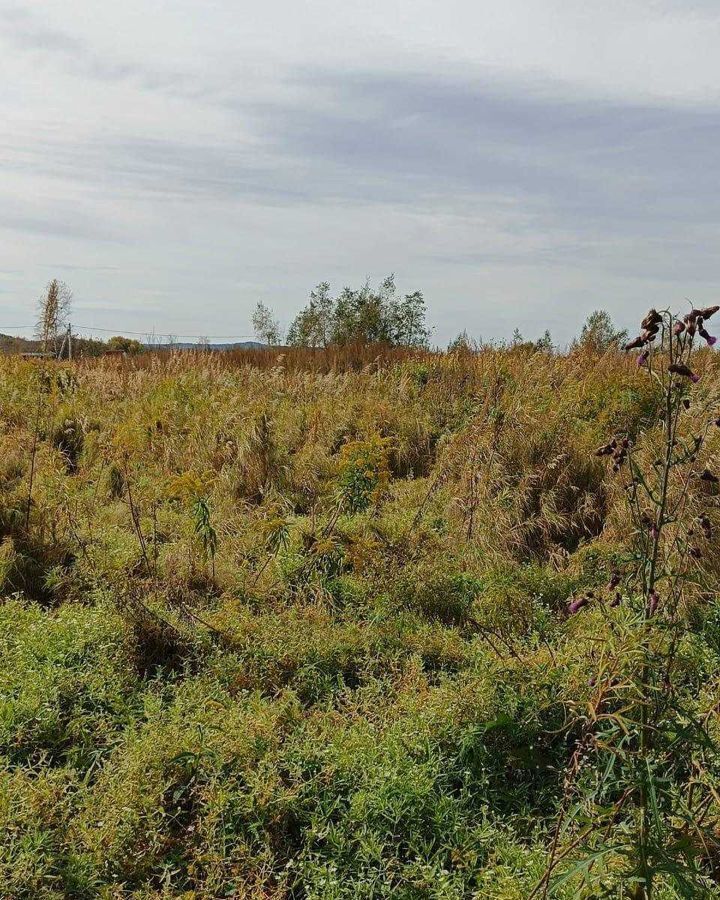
xmin=251 ymin=69 xmax=720 ymax=225
xmin=0 ymin=6 xmax=204 ymax=96
xmin=5 ymin=64 xmax=720 ymax=290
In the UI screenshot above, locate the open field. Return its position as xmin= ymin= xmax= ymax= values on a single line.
xmin=1 ymin=344 xmax=720 ymax=898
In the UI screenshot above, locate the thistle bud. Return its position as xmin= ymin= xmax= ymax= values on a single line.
xmin=700 ymin=469 xmax=719 ymax=484
xmin=610 ymin=592 xmax=622 ymax=607
xmin=637 ymin=350 xmax=649 ymax=367
xmin=568 ymin=596 xmax=589 ymax=615
xmin=607 ymin=572 xmax=621 ymax=590
xmin=673 ymin=321 xmax=686 ymax=336
xmin=682 ymin=398 xmax=690 ymax=410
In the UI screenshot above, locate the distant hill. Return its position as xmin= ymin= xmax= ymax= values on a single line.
xmin=168 ymin=341 xmax=266 ymax=351
xmin=0 ymin=334 xmax=268 ymax=356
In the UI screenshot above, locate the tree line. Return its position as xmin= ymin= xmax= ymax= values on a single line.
xmin=28 ymin=277 xmax=629 ymax=358
xmin=253 ymin=275 xmax=430 ymax=349
xmin=253 ymin=275 xmax=629 ymax=353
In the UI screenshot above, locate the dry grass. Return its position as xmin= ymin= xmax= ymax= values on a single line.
xmin=0 ymin=345 xmax=718 ymax=897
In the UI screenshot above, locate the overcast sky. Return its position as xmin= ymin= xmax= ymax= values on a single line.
xmin=2 ymin=1 xmax=720 ymax=345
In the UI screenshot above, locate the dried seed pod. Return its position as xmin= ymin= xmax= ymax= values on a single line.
xmin=624 ymin=335 xmax=646 ymax=351
xmin=668 ymin=363 xmax=700 ymax=383
xmin=699 ymin=305 xmax=720 ymax=320
xmin=641 ymin=309 xmax=663 ymax=329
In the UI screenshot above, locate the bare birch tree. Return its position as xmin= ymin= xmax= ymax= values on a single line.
xmin=35 ymin=280 xmax=72 ymax=354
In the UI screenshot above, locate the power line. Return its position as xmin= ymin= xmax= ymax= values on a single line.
xmin=73 ymin=325 xmax=257 ymax=339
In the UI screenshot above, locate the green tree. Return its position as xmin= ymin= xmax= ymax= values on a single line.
xmin=285 ymin=282 xmax=334 ymax=347
xmin=252 ymin=301 xmax=282 ymax=346
xmin=534 ymin=329 xmax=554 ymax=352
xmin=576 ymin=309 xmax=628 ymax=352
xmin=287 ymin=275 xmax=430 ymax=348
xmin=107 ymin=336 xmax=144 ymax=354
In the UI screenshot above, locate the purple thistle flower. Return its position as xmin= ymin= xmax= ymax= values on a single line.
xmin=637 ymin=350 xmax=649 ymax=367
xmin=699 ymin=326 xmax=717 ymax=347
xmin=568 ymin=596 xmax=589 ymax=615
xmin=648 ymin=591 xmax=660 ymax=616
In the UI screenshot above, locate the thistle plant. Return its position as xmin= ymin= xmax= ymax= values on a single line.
xmin=542 ymin=305 xmax=720 ymax=898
